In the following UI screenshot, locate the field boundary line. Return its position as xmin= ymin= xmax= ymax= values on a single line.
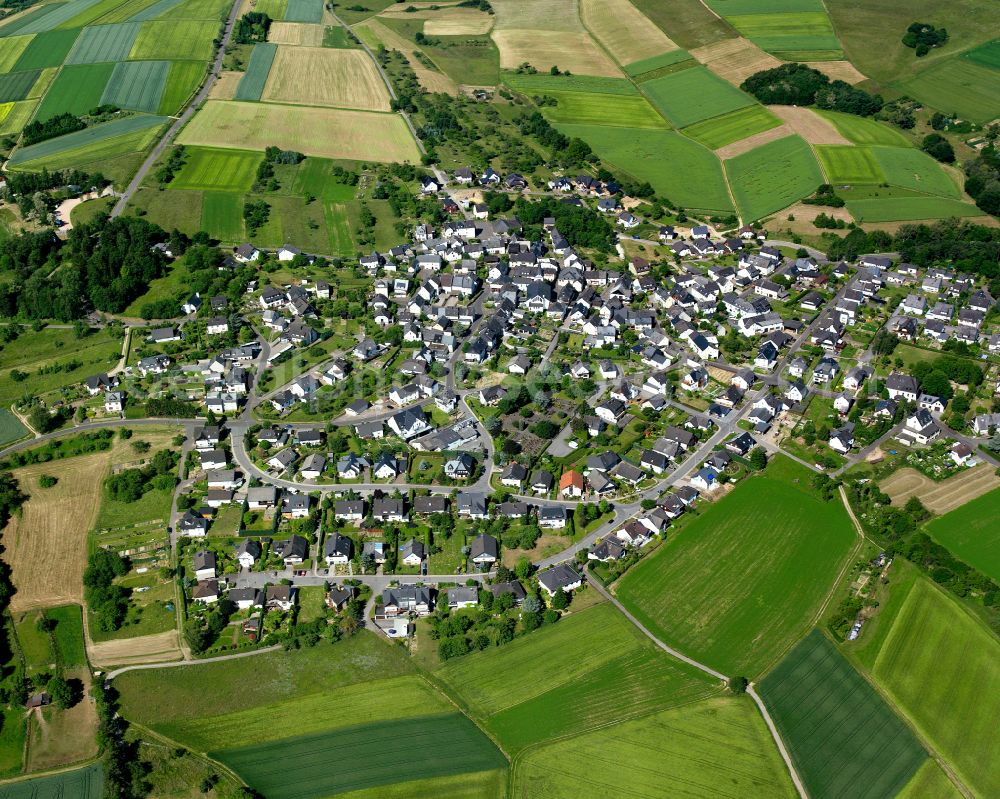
xmin=589 ymin=579 xmax=809 ymax=799
xmin=832 ymin=619 xmax=977 ymax=799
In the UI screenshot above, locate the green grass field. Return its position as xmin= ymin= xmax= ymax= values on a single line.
xmin=641 ymin=65 xmax=755 ymax=128
xmin=214 ymin=714 xmax=506 ymax=799
xmin=436 ymin=604 xmax=718 ymax=753
xmin=118 ymin=632 xmax=415 ymax=724
xmin=290 ymin=157 xmax=357 ymax=200
xmin=963 ymin=38 xmax=1000 ymax=70
xmin=99 ymin=58 xmax=169 ymax=112
xmin=503 ymin=72 xmax=638 ymax=95
xmin=130 ymin=18 xmax=217 ymax=59
xmin=815 ymin=109 xmax=912 ymax=147
xmin=0 ymin=409 xmax=28 ymax=446
xmin=157 ymin=674 xmax=451 ymax=751
xmin=681 ymin=104 xmax=781 ymax=149
xmin=0 ymin=707 xmax=24 ymax=777
xmin=816 ymin=144 xmax=885 ymax=184
xmin=556 ymin=123 xmax=732 ymax=212
xmin=896 ymin=760 xmax=964 ymax=799
xmin=0 ymin=326 xmax=121 ymax=405
xmin=617 ymin=457 xmax=856 ymax=677
xmin=727 ymin=12 xmax=840 ymax=55
xmin=0 ymin=5 xmax=63 ymax=37
xmin=512 ymin=697 xmax=795 ymax=799
xmin=284 ymin=0 xmax=322 ymax=22
xmin=8 ymin=114 xmax=165 ymax=167
xmin=330 ymin=771 xmax=506 ymax=799
xmin=846 ymin=197 xmax=984 ymax=222
xmin=33 ymin=61 xmax=113 ymax=120
xmin=126 ymin=186 xmax=203 ymax=235
xmin=536 ymin=90 xmax=666 ymax=128
xmin=64 ymin=21 xmax=139 ymax=63
xmin=45 ymin=604 xmax=88 ymax=668
xmin=760 ymin=630 xmax=926 ymax=799
xmin=94 ymin=0 xmax=161 ymax=23
xmin=158 ymin=59 xmax=204 ymax=113
xmin=200 ymin=191 xmax=243 ymax=241
xmin=871 ymin=578 xmax=1000 ymax=798
xmin=420 ymin=35 xmax=500 ymax=86
xmin=898 ymin=57 xmax=1000 ymax=123
xmin=0 ymin=763 xmax=103 ymax=798
xmin=93 ymin=484 xmax=173 ymax=530
xmin=0 ymin=101 xmax=37 ymax=135
xmin=324 ymin=201 xmax=354 ymax=256
xmin=726 ymin=134 xmax=824 ymax=221
xmin=870 ymin=145 xmax=960 ymax=197
xmin=624 ymin=48 xmax=691 ymax=77
xmin=925 ymin=488 xmax=1000 ymax=582
xmin=233 ymin=41 xmax=276 ymax=100
xmin=171 ymin=146 xmax=260 ymax=190
xmin=322 ymin=24 xmax=355 ymax=48
xmin=11 ymin=27 xmax=80 ymax=69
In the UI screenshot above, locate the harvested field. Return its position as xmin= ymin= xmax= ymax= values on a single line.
xmin=177 ymin=100 xmax=422 ymax=162
xmin=356 ymin=19 xmax=457 ymax=94
xmin=2 ymin=454 xmax=110 ymax=612
xmin=714 ymin=123 xmax=793 ymax=158
xmin=418 ymin=8 xmax=493 ymax=35
xmin=768 ymin=104 xmax=849 ymax=144
xmin=267 ymin=20 xmax=324 ymax=45
xmin=882 ymin=463 xmax=1000 ymax=515
xmin=491 ymin=0 xmax=580 ymax=31
xmin=691 ymin=37 xmax=782 ymax=85
xmin=208 ymin=69 xmax=242 ymax=99
xmin=580 ymin=0 xmax=678 ymax=66
xmin=261 ymin=46 xmax=391 ymax=111
xmin=88 ymin=629 xmax=183 ymax=666
xmin=805 ymin=59 xmax=867 ymax=84
xmin=493 ymin=29 xmax=622 ymax=76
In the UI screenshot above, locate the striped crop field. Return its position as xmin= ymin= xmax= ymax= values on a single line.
xmin=8 ymin=114 xmax=166 ymax=166
xmin=234 ymin=42 xmax=276 ymax=100
xmin=760 ymin=630 xmax=927 ymax=799
xmin=100 ymin=59 xmax=170 ymax=112
xmin=0 ymin=70 xmax=40 ymax=103
xmin=213 ymin=714 xmax=507 ymax=799
xmin=64 ymin=21 xmax=140 ymax=64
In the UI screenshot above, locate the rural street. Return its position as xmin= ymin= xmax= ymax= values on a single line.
xmin=110 ymin=0 xmax=244 ymax=217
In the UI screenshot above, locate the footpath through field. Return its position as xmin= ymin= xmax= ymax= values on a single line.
xmin=589 ymin=579 xmax=808 ymax=799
